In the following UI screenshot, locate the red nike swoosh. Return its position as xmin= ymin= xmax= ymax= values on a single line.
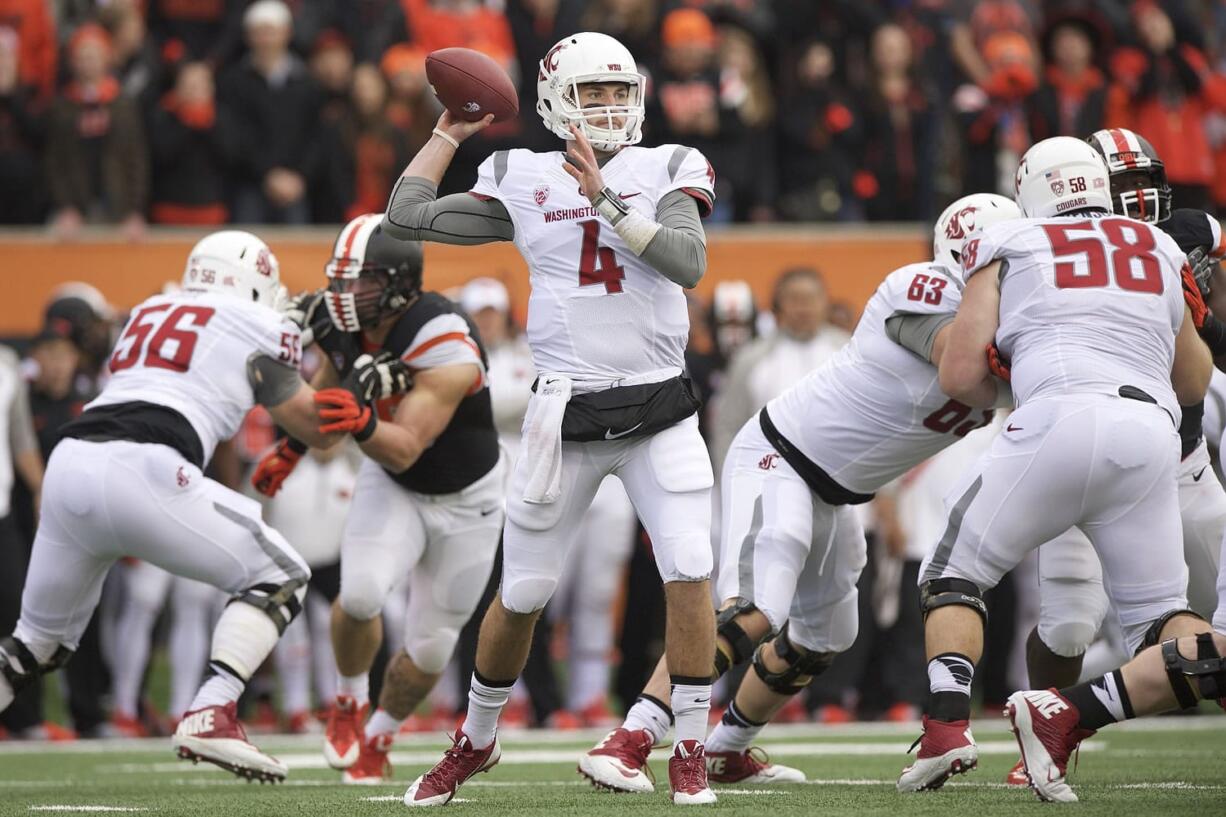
xmin=619 ymin=192 xmax=641 ymax=199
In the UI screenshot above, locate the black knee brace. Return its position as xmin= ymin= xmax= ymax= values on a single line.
xmin=714 ymin=599 xmax=763 ymax=678
xmin=233 ymin=578 xmax=306 ymax=634
xmin=1161 ymin=633 xmax=1226 ymax=709
xmin=0 ymin=636 xmax=72 ymax=695
xmin=1138 ymin=608 xmax=1208 ymax=654
xmin=750 ymin=622 xmax=836 ymax=696
xmin=920 ymin=577 xmax=988 ymax=624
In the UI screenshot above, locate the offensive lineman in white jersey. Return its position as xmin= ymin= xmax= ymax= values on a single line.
xmin=899 ymin=137 xmax=1215 ymax=795
xmin=0 ymin=232 xmax=405 ymax=781
xmin=584 ymin=194 xmax=1021 ymax=791
xmin=380 ymin=32 xmax=719 ymax=806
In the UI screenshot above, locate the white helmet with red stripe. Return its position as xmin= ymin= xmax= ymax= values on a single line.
xmin=1086 ymin=128 xmax=1171 ymax=223
xmin=326 ymin=214 xmax=424 ymax=331
xmin=1013 ymin=136 xmax=1112 ymax=219
xmin=182 ymin=230 xmax=286 ymax=309
xmin=536 ymin=32 xmax=646 ymax=152
xmin=932 ymin=193 xmax=1022 ymax=275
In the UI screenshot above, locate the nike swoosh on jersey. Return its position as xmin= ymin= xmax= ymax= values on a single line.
xmin=1006 ymin=423 xmax=1024 ymax=432
xmin=618 ymin=192 xmax=642 ymax=200
xmin=605 ymin=423 xmax=644 ymax=440
xmin=1193 ymin=467 xmax=1208 ymax=481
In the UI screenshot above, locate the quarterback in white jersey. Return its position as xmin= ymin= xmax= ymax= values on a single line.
xmin=381 ymin=32 xmax=719 ymax=805
xmin=901 ymin=137 xmax=1215 ymax=797
xmin=0 ymin=231 xmax=403 ymax=782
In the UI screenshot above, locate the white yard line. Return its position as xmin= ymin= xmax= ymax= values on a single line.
xmin=28 ymin=808 xmax=150 ymax=813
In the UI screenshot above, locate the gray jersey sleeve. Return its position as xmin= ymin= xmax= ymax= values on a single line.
xmin=382 ymin=176 xmax=514 ymax=244
xmin=247 ymin=353 xmax=305 ymax=408
xmin=7 ymin=368 xmax=37 ymax=457
xmin=885 ymin=312 xmax=954 ymax=362
xmin=640 ymin=189 xmax=708 ymax=288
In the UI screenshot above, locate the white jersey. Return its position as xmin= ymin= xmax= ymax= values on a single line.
xmin=963 ymin=214 xmax=1186 ymax=422
xmin=768 ymin=262 xmax=994 ymax=495
xmin=89 ymin=290 xmax=301 ymax=462
xmin=471 ymin=144 xmax=715 ymax=384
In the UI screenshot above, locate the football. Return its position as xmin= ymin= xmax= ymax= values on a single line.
xmin=425 ymin=47 xmax=519 ymax=123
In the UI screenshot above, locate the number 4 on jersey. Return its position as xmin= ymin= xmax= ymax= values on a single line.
xmin=577 ymin=220 xmax=626 ymax=294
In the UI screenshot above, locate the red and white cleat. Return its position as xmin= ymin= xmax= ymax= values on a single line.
xmin=577 ymin=727 xmax=655 ymax=793
xmin=1005 ymin=757 xmax=1029 ymax=786
xmin=172 ymin=702 xmax=287 ymax=783
xmin=342 ymin=733 xmax=393 ymax=784
xmin=706 ymin=746 xmax=805 ymax=784
xmin=403 ymin=730 xmax=500 ymax=807
xmin=668 ymin=740 xmax=716 ymax=805
xmin=896 ymin=715 xmax=978 ymax=792
xmin=324 ymin=695 xmax=367 ymax=770
xmin=1006 ymin=689 xmax=1095 ymax=803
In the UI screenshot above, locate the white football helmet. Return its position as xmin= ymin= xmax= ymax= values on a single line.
xmin=933 ymin=193 xmax=1022 ymax=275
xmin=1014 ymin=136 xmax=1112 ymax=219
xmin=536 ymin=32 xmax=646 ymax=152
xmin=182 ymin=230 xmax=286 ymax=310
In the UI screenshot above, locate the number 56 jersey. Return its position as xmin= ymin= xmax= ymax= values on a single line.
xmin=962 ymin=216 xmax=1186 ymax=422
xmin=767 ymin=262 xmax=993 ymax=497
xmin=471 ymin=145 xmax=715 ymax=383
xmin=87 ymin=291 xmax=302 ymax=462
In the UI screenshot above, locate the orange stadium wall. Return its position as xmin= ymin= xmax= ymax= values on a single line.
xmin=0 ymin=226 xmax=928 ymax=336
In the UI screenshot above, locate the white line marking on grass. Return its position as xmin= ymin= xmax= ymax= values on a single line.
xmin=28 ymin=808 xmax=149 ymax=813
xmin=361 ymin=796 xmax=472 ymax=803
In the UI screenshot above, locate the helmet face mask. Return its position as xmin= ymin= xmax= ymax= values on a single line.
xmin=537 ymin=33 xmax=646 ymax=152
xmin=1087 ymin=128 xmax=1171 ymax=223
xmin=325 ymin=215 xmax=424 ymax=332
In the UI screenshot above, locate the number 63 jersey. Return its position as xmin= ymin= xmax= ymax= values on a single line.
xmin=88 ymin=291 xmax=302 ymax=462
xmin=471 ymin=144 xmax=715 ymax=382
xmin=962 ymin=215 xmax=1186 ymax=423
xmin=767 ymin=262 xmax=994 ymax=497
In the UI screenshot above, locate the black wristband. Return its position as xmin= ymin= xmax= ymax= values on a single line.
xmin=285 ymin=437 xmax=308 ymax=455
xmin=1198 ymin=313 xmax=1226 ymax=357
xmin=352 ymin=410 xmax=378 ymax=443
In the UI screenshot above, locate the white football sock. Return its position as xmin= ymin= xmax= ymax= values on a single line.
xmin=464 ymin=673 xmax=514 ymax=749
xmin=670 ymin=681 xmax=712 ymax=748
xmin=705 ymin=700 xmax=765 ymax=754
xmin=188 ymin=664 xmax=246 ymax=711
xmin=365 ymin=707 xmax=403 ymax=740
xmin=337 ymin=673 xmax=370 ymax=706
xmin=622 ymin=694 xmax=672 ymax=744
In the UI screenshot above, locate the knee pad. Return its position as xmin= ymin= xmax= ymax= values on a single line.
xmin=500 ymin=576 xmax=557 ymax=614
xmin=920 ymin=577 xmax=988 ymax=624
xmin=0 ymin=636 xmax=72 ymax=695
xmin=339 ymin=569 xmax=390 ymax=621
xmin=1037 ymin=620 xmax=1098 ymax=658
xmin=750 ymin=622 xmax=836 ymax=696
xmin=405 ymin=625 xmax=461 ymax=675
xmin=233 ymin=578 xmax=307 ymax=634
xmin=714 ymin=599 xmax=766 ymax=677
xmin=1161 ymin=633 xmax=1226 ymax=709
xmin=655 ymin=534 xmax=713 ymax=583
xmin=1138 ymin=608 xmax=1208 ymax=654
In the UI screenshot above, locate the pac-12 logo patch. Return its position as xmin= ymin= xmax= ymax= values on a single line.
xmin=176 ymin=466 xmax=191 ymax=487
xmin=533 ymin=185 xmax=550 ymax=206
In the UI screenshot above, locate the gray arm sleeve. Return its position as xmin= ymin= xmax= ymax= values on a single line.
xmin=8 ymin=373 xmax=38 ymax=457
xmin=247 ymin=354 xmax=306 ymax=408
xmin=382 ymin=176 xmax=514 ymax=244
xmin=640 ymin=189 xmax=708 ymax=289
xmin=885 ymin=312 xmax=954 ymax=361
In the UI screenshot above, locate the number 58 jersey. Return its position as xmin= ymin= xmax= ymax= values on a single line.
xmin=88 ymin=291 xmax=302 ymax=462
xmin=767 ymin=262 xmax=993 ymax=496
xmin=471 ymin=145 xmax=715 ymax=383
xmin=962 ymin=215 xmax=1186 ymax=422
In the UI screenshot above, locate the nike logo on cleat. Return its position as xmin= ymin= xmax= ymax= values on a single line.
xmin=179 ymin=709 xmax=215 ymax=735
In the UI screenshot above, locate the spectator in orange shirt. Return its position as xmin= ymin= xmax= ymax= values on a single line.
xmin=1107 ymin=0 xmax=1226 ymax=211
xmin=399 ymin=0 xmax=516 ymax=74
xmin=1026 ymin=15 xmax=1109 ymax=141
xmin=0 ymin=0 xmax=55 ymax=100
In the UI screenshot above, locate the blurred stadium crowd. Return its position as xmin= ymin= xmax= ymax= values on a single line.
xmin=1 ymin=267 xmax=1106 ymax=739
xmin=2 ymin=0 xmax=1226 ymax=233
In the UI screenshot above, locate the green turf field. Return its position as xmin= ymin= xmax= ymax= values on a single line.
xmin=1 ymin=717 xmax=1222 ymax=816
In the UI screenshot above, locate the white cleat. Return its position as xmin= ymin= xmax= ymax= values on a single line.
xmin=669 ymin=740 xmax=717 ymax=805
xmin=173 ymin=702 xmax=287 ymax=783
xmin=1006 ymin=689 xmax=1096 ymax=803
xmin=897 ymin=715 xmax=978 ymax=792
xmin=577 ymin=728 xmax=656 ymax=793
xmin=706 ymin=747 xmax=805 ymax=784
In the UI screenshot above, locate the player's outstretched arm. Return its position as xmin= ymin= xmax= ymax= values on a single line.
xmin=267 ymin=382 xmax=347 ymax=450
xmin=939 ymin=262 xmax=1002 ymax=408
xmin=381 ymin=111 xmax=514 ymax=246
xmin=1172 ymin=305 xmax=1213 ymax=405
xmin=343 ymin=363 xmax=478 ymax=473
